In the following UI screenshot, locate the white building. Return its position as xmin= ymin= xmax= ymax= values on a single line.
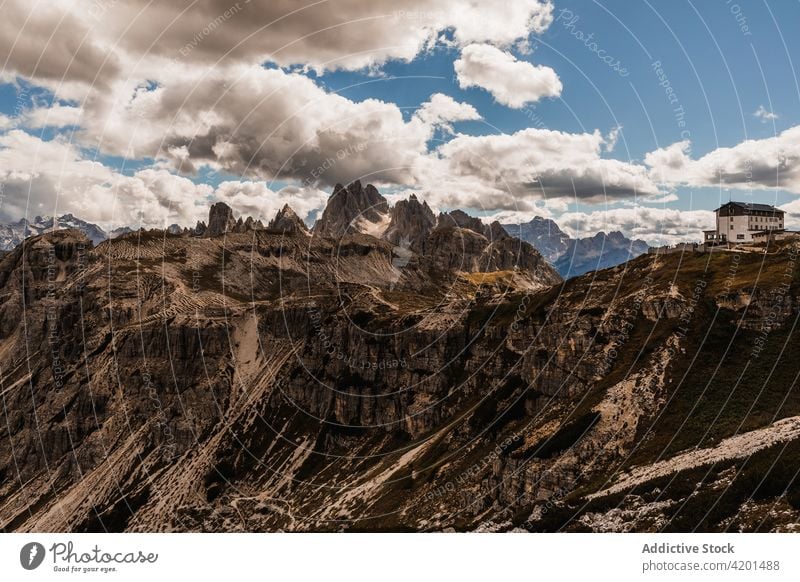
xmin=704 ymin=201 xmax=785 ymax=245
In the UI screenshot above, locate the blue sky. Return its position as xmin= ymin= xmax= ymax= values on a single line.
xmin=0 ymin=1 xmax=798 ymax=243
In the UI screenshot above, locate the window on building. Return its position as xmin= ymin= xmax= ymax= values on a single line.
xmin=737 ymin=234 xmax=745 ymax=240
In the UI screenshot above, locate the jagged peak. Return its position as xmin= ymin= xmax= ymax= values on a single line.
xmin=268 ymin=204 xmax=309 ymax=235
xmin=384 ymin=194 xmax=436 ymax=250
xmin=314 ymin=180 xmax=389 ymax=238
xmin=486 ymin=220 xmax=510 ymax=241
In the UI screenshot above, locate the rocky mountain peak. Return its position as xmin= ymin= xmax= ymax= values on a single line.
xmin=313 ymin=180 xmax=389 ymax=238
xmin=205 ymin=202 xmax=237 ymax=237
xmin=437 ymin=209 xmax=488 ymax=236
xmin=486 ymin=221 xmax=510 ymax=241
xmin=268 ymin=204 xmax=309 ymax=235
xmin=383 ymin=194 xmax=436 ymax=251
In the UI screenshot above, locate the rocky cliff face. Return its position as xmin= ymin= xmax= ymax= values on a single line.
xmin=268 ymin=204 xmax=309 ymax=235
xmin=313 ymin=180 xmax=389 ymax=239
xmin=384 ymin=194 xmax=435 ymax=252
xmin=1 ymin=200 xmax=798 ymax=534
xmin=205 ymin=202 xmax=238 ymax=237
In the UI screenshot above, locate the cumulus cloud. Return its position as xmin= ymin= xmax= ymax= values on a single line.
xmin=0 ymin=130 xmax=324 ymax=229
xmin=754 ymin=105 xmax=778 ymax=123
xmin=557 ymin=206 xmax=715 ymax=246
xmin=213 ymin=181 xmax=327 ymax=223
xmin=604 ymin=125 xmax=622 ymax=152
xmin=0 ymin=0 xmax=554 ymax=89
xmin=412 ymin=127 xmax=661 ymax=212
xmin=0 ymin=0 xmax=564 ymax=222
xmin=645 ymin=126 xmax=800 ymax=193
xmin=23 ymin=104 xmax=83 ymax=129
xmin=454 ymin=44 xmax=562 ymax=108
xmin=415 ymin=93 xmax=481 ymax=131
xmin=0 ymin=0 xmax=120 ymax=88
xmin=0 ymin=130 xmax=208 ymax=227
xmin=72 ymin=64 xmax=435 ymax=187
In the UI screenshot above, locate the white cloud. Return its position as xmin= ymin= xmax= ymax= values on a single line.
xmin=557 ymin=206 xmax=715 ymax=246
xmin=0 ymin=0 xmax=554 ymax=89
xmin=74 ymin=64 xmax=434 ymax=187
xmin=754 ymin=105 xmax=778 ymax=123
xmin=604 ymin=125 xmax=622 ymax=152
xmin=454 ymin=43 xmax=562 ymax=108
xmin=23 ymin=104 xmax=83 ymax=129
xmin=0 ymin=130 xmax=324 ymax=229
xmin=411 ymin=127 xmax=661 ymax=212
xmin=213 ymin=181 xmax=327 ymax=224
xmin=415 ymin=93 xmax=482 ymax=132
xmin=645 ymin=126 xmax=800 ymax=193
xmin=779 ymin=199 xmax=800 ymax=230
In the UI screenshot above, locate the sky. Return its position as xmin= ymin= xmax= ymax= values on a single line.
xmin=0 ymin=0 xmax=799 ymax=245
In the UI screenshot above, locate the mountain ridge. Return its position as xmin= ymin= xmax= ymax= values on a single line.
xmin=503 ymin=216 xmax=649 ymax=278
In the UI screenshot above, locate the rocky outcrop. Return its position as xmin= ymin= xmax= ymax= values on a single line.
xmin=268 ymin=204 xmax=309 ymax=235
xmin=437 ymin=209 xmax=490 ymax=237
xmin=383 ymin=194 xmax=435 ymax=252
xmin=205 ymin=202 xmax=237 ymax=237
xmin=205 ymin=203 xmax=265 ymax=237
xmin=313 ymin=180 xmax=389 ymax=239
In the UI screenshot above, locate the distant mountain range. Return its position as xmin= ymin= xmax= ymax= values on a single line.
xmin=2 ymin=207 xmax=649 ymax=279
xmin=0 ymin=215 xmax=183 ymax=251
xmin=503 ymin=216 xmax=649 ymax=278
xmin=0 ymin=214 xmax=108 ymax=251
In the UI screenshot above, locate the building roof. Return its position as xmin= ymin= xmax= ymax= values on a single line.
xmin=714 ymin=201 xmax=784 ymax=213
